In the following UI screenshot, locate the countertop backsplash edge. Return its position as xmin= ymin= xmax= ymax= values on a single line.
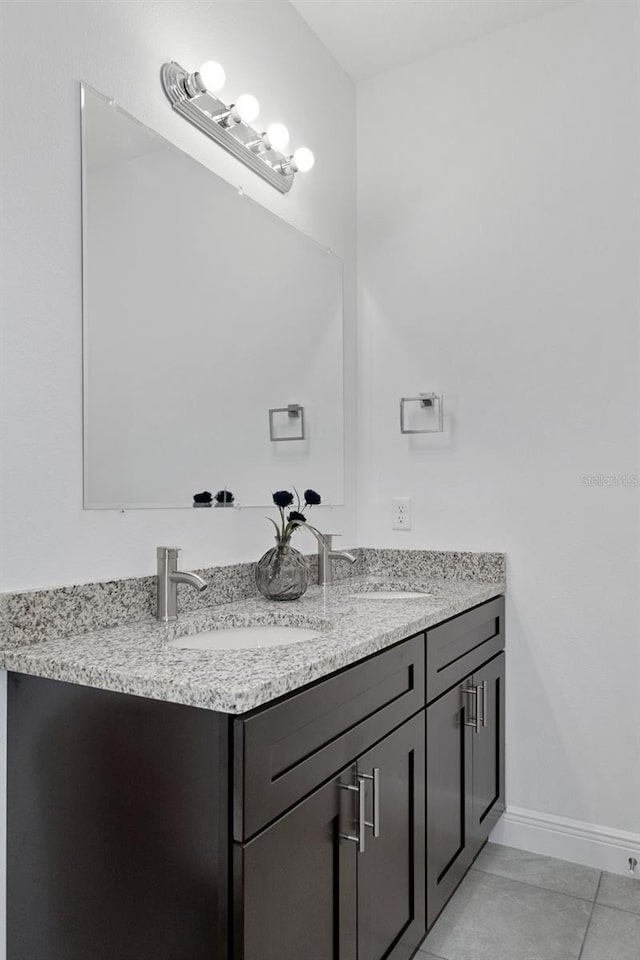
xmin=0 ymin=548 xmax=506 ymax=649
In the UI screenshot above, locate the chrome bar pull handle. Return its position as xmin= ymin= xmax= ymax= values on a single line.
xmin=356 ymin=777 xmax=366 ymax=852
xmin=462 ymin=684 xmax=480 ymax=733
xmin=372 ymin=767 xmax=380 ymax=838
xmin=481 ymin=680 xmax=488 ymax=727
xmin=339 ymin=777 xmax=367 ymax=853
xmin=361 ymin=767 xmax=381 ymax=838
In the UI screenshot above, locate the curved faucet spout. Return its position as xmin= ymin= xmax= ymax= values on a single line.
xmin=331 ymin=550 xmax=357 ymax=565
xmin=169 ymin=570 xmax=208 ymax=592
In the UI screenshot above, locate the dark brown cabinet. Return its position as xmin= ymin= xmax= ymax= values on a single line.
xmin=236 ymin=765 xmax=358 ymax=960
xmin=357 ymin=713 xmax=425 ymax=960
xmin=236 ymin=712 xmax=426 ymax=960
xmin=7 ymin=595 xmax=505 ymax=959
xmin=6 ymin=676 xmax=231 ymax=960
xmin=425 ymin=674 xmax=474 ymax=928
xmin=233 ymin=634 xmax=425 ymax=842
xmin=426 ymin=651 xmax=505 ymax=929
xmin=470 ymin=653 xmax=506 ymax=851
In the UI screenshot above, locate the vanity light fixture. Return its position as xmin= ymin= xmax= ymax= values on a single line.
xmin=161 ymin=60 xmax=314 ymax=193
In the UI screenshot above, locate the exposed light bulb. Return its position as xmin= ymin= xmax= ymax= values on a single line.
xmin=266 ymin=123 xmax=290 ymax=153
xmin=293 ymin=147 xmax=315 ymax=173
xmin=234 ymin=94 xmax=260 ymax=125
xmin=198 ymin=60 xmax=226 ymax=93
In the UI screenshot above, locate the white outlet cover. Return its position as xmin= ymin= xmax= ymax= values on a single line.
xmin=392 ymin=497 xmax=412 ymax=530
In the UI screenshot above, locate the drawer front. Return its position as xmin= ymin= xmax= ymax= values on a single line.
xmin=426 ymin=596 xmax=504 ymax=703
xmin=234 ymin=634 xmax=425 ymax=841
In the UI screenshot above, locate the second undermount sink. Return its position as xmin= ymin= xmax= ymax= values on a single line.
xmin=350 ymin=591 xmax=434 ymax=600
xmin=347 ymin=581 xmax=442 ymax=600
xmin=166 ymin=624 xmax=323 ymax=651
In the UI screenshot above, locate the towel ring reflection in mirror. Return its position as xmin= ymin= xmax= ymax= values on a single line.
xmin=269 ymin=404 xmax=306 ymax=442
xmin=400 ymin=393 xmax=444 ymax=434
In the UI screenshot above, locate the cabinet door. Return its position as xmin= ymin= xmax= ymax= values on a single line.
xmin=357 ymin=713 xmax=426 ymax=960
xmin=237 ymin=765 xmax=358 ymax=960
xmin=426 ymin=681 xmax=474 ymax=929
xmin=470 ymin=653 xmax=505 ymax=854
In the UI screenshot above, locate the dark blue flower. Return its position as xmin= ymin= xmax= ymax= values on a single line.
xmin=288 ymin=511 xmax=306 ymax=523
xmin=304 ymin=488 xmax=321 ymax=506
xmin=215 ymin=489 xmax=234 ymax=504
xmin=273 ymin=490 xmax=294 ymax=508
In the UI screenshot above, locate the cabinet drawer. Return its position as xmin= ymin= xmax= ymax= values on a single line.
xmin=426 ymin=596 xmax=504 ymax=703
xmin=233 ymin=634 xmax=425 ymax=841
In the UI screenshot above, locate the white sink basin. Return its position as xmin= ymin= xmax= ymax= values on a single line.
xmin=349 ymin=591 xmax=433 ymax=600
xmin=167 ymin=625 xmax=322 ymax=651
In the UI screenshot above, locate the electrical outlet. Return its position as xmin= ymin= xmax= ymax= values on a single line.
xmin=392 ymin=497 xmax=412 ymax=530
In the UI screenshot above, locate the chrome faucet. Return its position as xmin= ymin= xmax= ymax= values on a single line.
xmin=303 ymin=528 xmax=357 ymax=586
xmin=156 ymin=547 xmax=207 ymax=622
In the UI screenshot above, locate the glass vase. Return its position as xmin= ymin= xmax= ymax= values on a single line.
xmin=255 ymin=543 xmax=310 ymax=601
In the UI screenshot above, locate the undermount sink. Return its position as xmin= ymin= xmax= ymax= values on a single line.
xmin=347 ymin=581 xmax=441 ymax=600
xmin=166 ymin=624 xmax=323 ymax=651
xmin=350 ymin=590 xmax=434 ymax=600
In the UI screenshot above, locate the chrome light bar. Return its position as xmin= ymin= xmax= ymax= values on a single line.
xmin=160 ymin=61 xmax=314 ymax=194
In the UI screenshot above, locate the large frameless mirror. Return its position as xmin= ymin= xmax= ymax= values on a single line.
xmin=82 ymin=85 xmax=344 ymax=509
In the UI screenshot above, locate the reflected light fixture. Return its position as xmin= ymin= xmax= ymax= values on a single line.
xmin=161 ymin=60 xmax=314 ymax=193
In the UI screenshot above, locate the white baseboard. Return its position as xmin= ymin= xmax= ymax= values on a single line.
xmin=490 ymin=805 xmax=640 ymax=878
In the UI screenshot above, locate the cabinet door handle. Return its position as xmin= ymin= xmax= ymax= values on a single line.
xmin=462 ymin=685 xmax=480 ymax=733
xmin=340 ymin=777 xmax=367 ymax=853
xmin=361 ymin=767 xmax=381 ymax=838
xmin=481 ymin=680 xmax=488 ymax=728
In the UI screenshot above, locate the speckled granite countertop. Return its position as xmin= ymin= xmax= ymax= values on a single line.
xmin=0 ymin=574 xmax=505 ymax=714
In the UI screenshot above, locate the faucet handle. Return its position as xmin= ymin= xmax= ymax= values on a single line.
xmin=157 ymin=546 xmax=181 ymax=563
xmin=157 ymin=546 xmax=180 ymax=555
xmin=322 ymin=534 xmax=344 ymax=549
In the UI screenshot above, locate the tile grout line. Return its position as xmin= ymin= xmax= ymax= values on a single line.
xmin=587 ymin=900 xmax=640 ymax=920
xmin=469 ymin=865 xmax=601 ymax=905
xmin=422 ymin=861 xmax=639 ymax=960
xmin=576 ymin=871 xmax=603 ymax=960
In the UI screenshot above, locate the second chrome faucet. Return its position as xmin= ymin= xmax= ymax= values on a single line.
xmin=302 ymin=528 xmax=357 ymax=586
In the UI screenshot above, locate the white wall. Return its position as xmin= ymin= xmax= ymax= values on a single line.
xmin=0 ymin=0 xmax=356 ymax=591
xmin=358 ymin=0 xmax=640 ymax=845
xmin=2 ymin=0 xmax=639 ymax=878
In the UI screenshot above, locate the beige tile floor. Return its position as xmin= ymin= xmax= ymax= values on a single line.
xmin=419 ymin=843 xmax=640 ymax=960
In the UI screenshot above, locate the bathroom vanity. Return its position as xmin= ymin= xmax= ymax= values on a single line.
xmin=3 ymin=580 xmax=505 ymax=960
